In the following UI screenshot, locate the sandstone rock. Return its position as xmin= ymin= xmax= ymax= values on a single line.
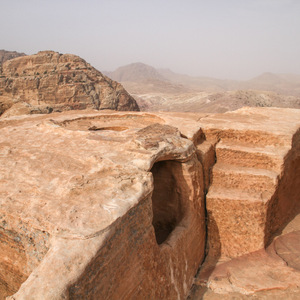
xmin=0 ymin=102 xmax=53 ymax=118
xmin=198 ymin=107 xmax=300 ymax=259
xmin=196 ymin=140 xmax=216 ymax=192
xmin=190 ymin=214 xmax=300 ymax=299
xmin=0 ymin=107 xmax=300 ymax=299
xmin=0 ymin=50 xmax=26 ymax=65
xmin=0 ymin=51 xmax=139 ymax=117
xmin=0 ymin=110 xmax=205 ymax=299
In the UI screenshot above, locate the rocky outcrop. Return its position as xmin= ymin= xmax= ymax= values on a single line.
xmin=198 ymin=108 xmax=300 ymax=260
xmin=0 ymin=51 xmax=139 ymax=117
xmin=0 ymin=111 xmax=205 ymax=299
xmin=0 ymin=107 xmax=299 ymax=299
xmin=0 ymin=50 xmax=26 ymax=65
xmin=190 ymin=215 xmax=300 ymax=299
xmin=189 ymin=108 xmax=300 ymax=299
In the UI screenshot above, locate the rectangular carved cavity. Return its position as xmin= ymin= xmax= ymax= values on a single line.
xmin=151 ymin=160 xmax=185 ymax=245
xmin=55 ymin=114 xmax=164 ymax=131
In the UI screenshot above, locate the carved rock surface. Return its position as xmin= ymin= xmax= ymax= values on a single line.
xmin=189 ymin=107 xmax=300 ymax=299
xmin=198 ymin=108 xmax=300 ymax=259
xmin=190 ymin=215 xmax=300 ymax=299
xmin=0 ymin=51 xmax=139 ymax=116
xmin=0 ymin=110 xmax=205 ymax=299
xmin=0 ymin=107 xmax=300 ymax=299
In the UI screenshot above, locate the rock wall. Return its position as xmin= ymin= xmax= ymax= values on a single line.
xmin=68 ymin=155 xmax=205 ymax=300
xmin=198 ymin=108 xmax=300 ymax=260
xmin=0 ymin=107 xmax=299 ymax=299
xmin=0 ymin=51 xmax=139 ymax=117
xmin=265 ymin=128 xmax=300 ymax=241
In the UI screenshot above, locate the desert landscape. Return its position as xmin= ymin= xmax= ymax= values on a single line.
xmin=0 ymin=50 xmax=299 ymax=299
xmin=105 ymin=62 xmax=300 ymax=113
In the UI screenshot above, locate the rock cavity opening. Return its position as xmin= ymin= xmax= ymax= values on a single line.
xmin=88 ymin=126 xmax=128 ymax=131
xmin=54 ymin=114 xmax=165 ymax=131
xmin=151 ymin=160 xmax=184 ymax=245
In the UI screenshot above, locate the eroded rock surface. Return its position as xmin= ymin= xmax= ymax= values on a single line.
xmin=0 ymin=50 xmax=26 ymax=65
xmin=0 ymin=107 xmax=299 ymax=299
xmin=0 ymin=51 xmax=139 ymax=117
xmin=189 ymin=214 xmax=300 ymax=299
xmin=198 ymin=108 xmax=300 ymax=260
xmin=0 ymin=111 xmax=205 ymax=299
xmin=189 ymin=107 xmax=300 ymax=299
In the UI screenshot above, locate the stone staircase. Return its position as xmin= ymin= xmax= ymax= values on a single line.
xmin=206 ymin=137 xmax=289 ymax=259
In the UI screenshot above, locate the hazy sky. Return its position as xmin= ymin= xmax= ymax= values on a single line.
xmin=1 ymin=0 xmax=300 ymax=79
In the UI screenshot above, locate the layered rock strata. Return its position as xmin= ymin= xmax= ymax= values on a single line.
xmin=0 ymin=107 xmax=299 ymax=299
xmin=0 ymin=51 xmax=139 ymax=117
xmin=190 ymin=214 xmax=300 ymax=299
xmin=198 ymin=109 xmax=300 ymax=260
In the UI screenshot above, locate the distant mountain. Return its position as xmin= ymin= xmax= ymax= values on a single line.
xmin=104 ymin=62 xmax=193 ymax=94
xmin=158 ymin=68 xmax=239 ymax=92
xmin=107 ymin=63 xmax=300 ymax=97
xmin=105 ymin=62 xmax=166 ymax=82
xmin=244 ymin=72 xmax=300 ymax=96
xmin=106 ymin=63 xmax=235 ymax=92
xmin=248 ymin=72 xmax=300 ymax=86
xmin=106 ymin=63 xmax=300 ymax=113
xmin=0 ymin=50 xmax=26 ymax=65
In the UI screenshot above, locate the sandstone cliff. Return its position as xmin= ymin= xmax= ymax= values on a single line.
xmin=0 ymin=51 xmax=139 ymax=117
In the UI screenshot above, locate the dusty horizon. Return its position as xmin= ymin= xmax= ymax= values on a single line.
xmin=1 ymin=0 xmax=300 ymax=80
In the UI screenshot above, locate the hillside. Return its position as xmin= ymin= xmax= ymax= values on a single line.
xmin=133 ymin=90 xmax=300 ymax=113
xmin=0 ymin=50 xmax=26 ymax=65
xmin=105 ymin=62 xmax=165 ymax=82
xmin=0 ymin=51 xmax=139 ymax=117
xmin=107 ymin=62 xmax=300 ymax=112
xmin=244 ymin=72 xmax=300 ymax=96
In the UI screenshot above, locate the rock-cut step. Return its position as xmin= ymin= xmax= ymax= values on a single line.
xmin=215 ymin=140 xmax=288 ymax=173
xmin=206 ymin=185 xmax=274 ymax=258
xmin=211 ymin=162 xmax=278 ymax=193
xmin=206 ymin=185 xmax=273 ymax=204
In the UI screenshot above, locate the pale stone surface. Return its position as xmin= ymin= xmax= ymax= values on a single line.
xmin=0 ymin=110 xmax=205 ymax=299
xmin=0 ymin=107 xmax=300 ymax=299
xmin=0 ymin=51 xmax=139 ymax=116
xmin=189 ymin=213 xmax=300 ymax=299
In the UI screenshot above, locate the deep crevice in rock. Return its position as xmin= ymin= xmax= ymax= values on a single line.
xmin=151 ymin=160 xmax=184 ymax=245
